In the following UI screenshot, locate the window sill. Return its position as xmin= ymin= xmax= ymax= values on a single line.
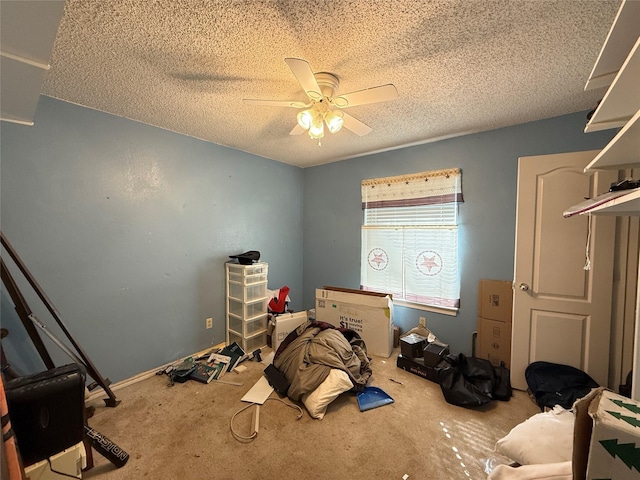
xmin=393 ymin=299 xmax=459 ymax=317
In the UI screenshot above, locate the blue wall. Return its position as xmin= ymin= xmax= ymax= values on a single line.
xmin=1 ymin=97 xmax=617 ymax=383
xmin=1 ymin=96 xmax=304 ymax=382
xmin=302 ymin=112 xmax=616 ymax=356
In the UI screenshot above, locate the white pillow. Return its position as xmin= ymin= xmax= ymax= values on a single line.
xmin=488 ymin=461 xmax=572 ymax=480
xmin=302 ymin=369 xmax=353 ymax=420
xmin=495 ymin=406 xmax=574 ymax=465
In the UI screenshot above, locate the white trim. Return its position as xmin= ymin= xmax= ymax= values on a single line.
xmin=393 ymin=299 xmax=458 ymax=316
xmin=0 ymin=117 xmax=35 ymax=126
xmin=85 ymin=343 xmax=225 ymax=403
xmin=0 ymin=50 xmax=50 ymax=70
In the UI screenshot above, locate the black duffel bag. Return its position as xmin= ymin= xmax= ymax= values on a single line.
xmin=525 ymin=361 xmax=598 ymax=410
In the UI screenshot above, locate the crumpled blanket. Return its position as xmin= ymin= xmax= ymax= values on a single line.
xmin=273 ymin=321 xmax=372 ymax=402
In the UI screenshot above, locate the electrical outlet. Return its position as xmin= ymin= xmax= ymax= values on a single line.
xmin=419 ymin=316 xmax=426 ymax=327
xmin=206 ymin=317 xmax=213 ymax=329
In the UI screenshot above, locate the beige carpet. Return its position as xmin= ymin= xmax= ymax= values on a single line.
xmin=82 ymin=348 xmax=540 ymax=480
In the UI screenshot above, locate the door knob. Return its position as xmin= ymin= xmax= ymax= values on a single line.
xmin=519 ymin=283 xmax=529 ymax=291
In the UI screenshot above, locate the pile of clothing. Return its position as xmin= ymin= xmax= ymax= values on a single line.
xmin=273 ymin=321 xmax=371 ymax=403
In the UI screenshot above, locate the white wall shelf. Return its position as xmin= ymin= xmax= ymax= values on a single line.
xmin=585 ymin=109 xmax=640 ymax=172
xmin=585 ymin=0 xmax=640 ymax=91
xmin=0 ymin=1 xmax=66 ymax=125
xmin=572 ymin=0 xmax=640 ymax=401
xmin=584 ymin=188 xmax=640 ymax=216
xmin=584 ymin=36 xmax=640 ymax=133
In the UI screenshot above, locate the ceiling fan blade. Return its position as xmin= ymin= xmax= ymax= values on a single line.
xmin=332 ymin=84 xmax=398 ymax=108
xmin=284 ymin=58 xmax=323 ymax=101
xmin=243 ymin=99 xmax=308 ymax=108
xmin=342 ymin=112 xmax=372 ymax=136
xmin=290 ymin=124 xmax=306 ymax=136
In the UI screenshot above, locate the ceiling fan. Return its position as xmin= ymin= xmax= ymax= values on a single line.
xmin=243 ymin=58 xmax=398 ymax=145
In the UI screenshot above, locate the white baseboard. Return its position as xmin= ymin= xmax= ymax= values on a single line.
xmin=85 ymin=344 xmax=225 ymax=404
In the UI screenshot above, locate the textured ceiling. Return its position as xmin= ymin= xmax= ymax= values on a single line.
xmin=41 ymin=0 xmax=621 ymax=168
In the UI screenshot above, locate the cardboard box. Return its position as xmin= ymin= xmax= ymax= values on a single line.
xmin=478 ymin=280 xmax=513 ymax=323
xmin=573 ymin=388 xmax=640 ymax=480
xmin=315 ymin=287 xmax=393 ymax=357
xmin=476 ymin=317 xmax=511 ymax=368
xmin=24 ymin=442 xmax=86 ymax=479
xmin=271 ymin=311 xmax=309 ymax=353
xmin=396 ymin=354 xmax=447 ymax=384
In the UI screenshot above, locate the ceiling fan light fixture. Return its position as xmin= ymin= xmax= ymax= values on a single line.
xmin=324 ymin=109 xmax=344 ymax=133
xmin=246 ymin=58 xmax=397 ymax=144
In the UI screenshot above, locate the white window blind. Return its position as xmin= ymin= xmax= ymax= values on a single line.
xmin=361 ymin=168 xmax=463 ymax=309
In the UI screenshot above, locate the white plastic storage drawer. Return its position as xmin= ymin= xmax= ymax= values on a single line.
xmin=228 ymin=281 xmax=267 ymax=302
xmin=227 ymin=271 xmax=268 ymax=286
xmin=228 ymin=297 xmax=267 ymax=319
xmin=228 ymin=330 xmax=267 ymax=353
xmin=228 ymin=314 xmax=268 ymax=337
xmin=227 ymin=263 xmax=268 ymax=285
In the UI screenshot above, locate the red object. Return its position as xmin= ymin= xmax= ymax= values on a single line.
xmin=269 ymin=286 xmax=290 ymax=314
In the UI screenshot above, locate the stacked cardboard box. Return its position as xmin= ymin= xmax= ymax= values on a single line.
xmin=476 ymin=279 xmax=512 ymax=368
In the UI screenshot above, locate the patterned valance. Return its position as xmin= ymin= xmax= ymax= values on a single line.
xmin=362 ymin=168 xmax=463 ymax=209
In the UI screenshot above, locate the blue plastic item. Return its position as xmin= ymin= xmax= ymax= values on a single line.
xmin=357 ymin=386 xmax=394 ymax=411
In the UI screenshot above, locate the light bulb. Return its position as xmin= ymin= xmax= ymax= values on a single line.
xmin=309 ymin=116 xmax=324 ymax=139
xmin=297 ymin=110 xmax=313 ymax=130
xmin=324 ymin=109 xmax=344 ymax=133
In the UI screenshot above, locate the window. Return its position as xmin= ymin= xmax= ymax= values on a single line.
xmin=361 ymin=168 xmax=463 ymax=312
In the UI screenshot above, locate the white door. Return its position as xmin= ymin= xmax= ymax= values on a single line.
xmin=511 ymin=151 xmax=617 ymax=390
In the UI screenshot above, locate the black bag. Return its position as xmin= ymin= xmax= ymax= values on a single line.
xmin=438 ymin=354 xmax=495 ymax=408
xmin=264 ymin=364 xmax=290 ymax=397
xmin=525 ymin=361 xmax=599 ymax=410
xmin=492 ymin=363 xmax=512 ymax=401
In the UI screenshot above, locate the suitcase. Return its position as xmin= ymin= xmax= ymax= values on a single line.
xmin=4 ymin=363 xmax=86 ymax=466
